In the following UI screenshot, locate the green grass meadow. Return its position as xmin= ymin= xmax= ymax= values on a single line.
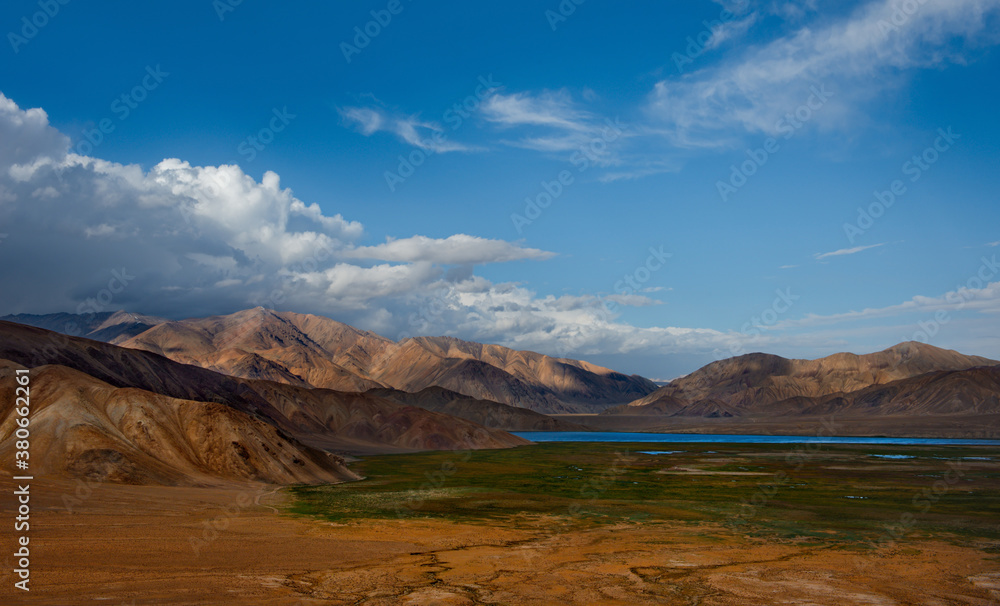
xmin=287 ymin=442 xmax=1000 ymax=547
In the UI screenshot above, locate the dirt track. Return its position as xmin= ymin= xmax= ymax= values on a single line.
xmin=2 ymin=478 xmax=998 ymax=605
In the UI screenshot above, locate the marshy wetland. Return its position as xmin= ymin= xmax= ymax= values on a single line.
xmin=290 ymin=442 xmax=1000 ymax=545
xmin=10 ymin=441 xmax=1000 ymax=605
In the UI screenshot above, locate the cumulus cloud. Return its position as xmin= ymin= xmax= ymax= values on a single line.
xmin=8 ymin=91 xmax=991 ymax=370
xmin=0 ymin=93 xmax=749 ymax=362
xmin=345 ymin=234 xmax=555 ymax=265
xmin=0 ymin=92 xmax=545 ymax=325
xmin=0 ymin=94 xmax=69 ymax=167
xmin=402 ymin=280 xmax=733 ymax=357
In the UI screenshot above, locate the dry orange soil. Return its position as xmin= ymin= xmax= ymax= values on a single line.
xmin=2 ymin=478 xmax=998 ymax=605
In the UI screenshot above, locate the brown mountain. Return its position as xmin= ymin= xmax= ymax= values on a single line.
xmin=752 ymin=364 xmax=1000 ymax=417
xmin=0 ymin=320 xmax=527 ymax=486
xmin=117 ymin=308 xmax=384 ymax=392
xmin=114 ymin=308 xmax=656 ymax=413
xmin=366 ymin=386 xmax=591 ymax=431
xmin=604 ymin=342 xmax=998 ymax=417
xmin=0 ymin=360 xmax=358 ymax=485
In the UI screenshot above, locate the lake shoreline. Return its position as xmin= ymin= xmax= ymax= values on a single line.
xmin=513 ymin=430 xmax=1000 ymax=446
xmin=546 ymin=412 xmax=1000 ymax=441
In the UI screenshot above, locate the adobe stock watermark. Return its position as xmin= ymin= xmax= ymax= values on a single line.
xmin=341 ymin=0 xmax=413 ymax=64
xmin=384 ymin=74 xmax=501 ymax=192
xmin=545 ymin=0 xmax=587 ymax=31
xmin=567 ymin=450 xmax=635 ymax=515
xmin=713 ymin=287 xmax=799 ymax=360
xmin=843 ymin=127 xmax=959 ymax=244
xmin=729 ymin=417 xmax=839 ymax=526
xmin=671 ymin=0 xmax=749 ymax=72
xmin=237 ymin=107 xmax=295 ymax=162
xmin=7 ymin=0 xmax=71 ymax=54
xmin=716 ymin=84 xmax=834 ymax=202
xmin=552 ymin=245 xmax=671 ymax=359
xmin=877 ymin=0 xmax=933 ymax=38
xmin=199 ymin=238 xmax=336 ymax=355
xmin=901 ymin=254 xmax=998 ymax=344
xmin=74 ymin=268 xmax=135 ymax=318
xmin=395 ymin=286 xmax=451 ymax=341
xmin=511 ymin=117 xmax=627 ymax=233
xmin=852 ymin=459 xmax=968 ymax=572
xmin=72 ymin=65 xmax=170 ymax=157
xmin=213 ymin=0 xmax=244 ymax=21
xmin=60 ymin=476 xmax=108 ymax=515
xmin=393 ymin=449 xmax=476 ymax=518
xmin=611 ymin=246 xmax=672 ymax=298
xmin=189 ymin=490 xmax=255 ymax=556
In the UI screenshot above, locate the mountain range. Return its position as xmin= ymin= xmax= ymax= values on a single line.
xmin=603 ymin=342 xmax=998 ymax=418
xmin=9 ymin=307 xmax=657 ymax=414
xmin=0 ymin=319 xmax=527 ymax=486
xmin=2 ymin=309 xmax=998 ymax=487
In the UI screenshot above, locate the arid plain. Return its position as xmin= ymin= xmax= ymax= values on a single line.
xmin=2 ymin=312 xmax=1000 ymax=605
xmin=4 ymin=442 xmax=1000 ymax=605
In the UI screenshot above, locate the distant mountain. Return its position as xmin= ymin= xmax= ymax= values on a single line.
xmin=0 ymin=320 xmax=527 ymax=486
xmin=366 ymin=386 xmax=591 ymax=432
xmin=603 ymin=342 xmax=999 ymax=418
xmin=65 ymin=307 xmax=657 ymax=413
xmin=2 ymin=310 xmax=167 ymax=343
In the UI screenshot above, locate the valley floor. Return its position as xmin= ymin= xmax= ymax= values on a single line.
xmin=3 ymin=444 xmax=1000 ymax=605
xmin=558 ymin=413 xmax=1000 ymax=439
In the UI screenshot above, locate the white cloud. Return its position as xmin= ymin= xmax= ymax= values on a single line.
xmin=345 ymin=234 xmax=555 ymax=265
xmin=341 ymin=105 xmax=474 ymax=153
xmin=814 ymin=242 xmax=885 ymax=260
xmin=0 ymin=94 xmax=69 ymax=167
xmin=773 ymin=275 xmax=1000 ymax=330
xmin=480 ymin=90 xmax=628 ymax=164
xmin=5 ymin=91 xmax=993 ymax=370
xmin=649 ymin=0 xmax=1000 ymax=146
xmin=0 ymin=92 xmax=548 ymax=325
xmin=604 ymin=294 xmax=663 ymax=307
xmin=704 ymin=13 xmax=758 ymax=51
xmin=83 ymin=223 xmax=116 ymax=238
xmin=0 ymin=93 xmax=873 ymax=366
xmin=340 ymin=107 xmax=384 ymax=135
xmin=480 ymin=90 xmax=592 ymax=131
xmin=598 ymin=158 xmax=681 ymax=182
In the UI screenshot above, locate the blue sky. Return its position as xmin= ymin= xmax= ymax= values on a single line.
xmin=1 ymin=0 xmax=999 ymax=378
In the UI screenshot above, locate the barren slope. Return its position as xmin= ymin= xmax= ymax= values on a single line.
xmin=606 ymin=342 xmax=998 ymax=416
xmin=366 ymin=386 xmax=591 ymax=431
xmin=0 ymin=321 xmax=528 ymax=461
xmin=115 ymin=308 xmax=656 ymax=412
xmin=0 ymin=360 xmax=358 ymax=485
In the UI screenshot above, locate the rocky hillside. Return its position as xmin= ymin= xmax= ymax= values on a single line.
xmin=0 ymin=321 xmax=528 ymax=486
xmin=604 ymin=342 xmax=998 ymax=417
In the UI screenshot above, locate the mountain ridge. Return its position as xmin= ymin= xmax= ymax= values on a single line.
xmin=5 ymin=308 xmax=657 ymax=413
xmin=603 ymin=341 xmax=998 ymax=417
xmin=0 ymin=320 xmax=529 ymax=486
